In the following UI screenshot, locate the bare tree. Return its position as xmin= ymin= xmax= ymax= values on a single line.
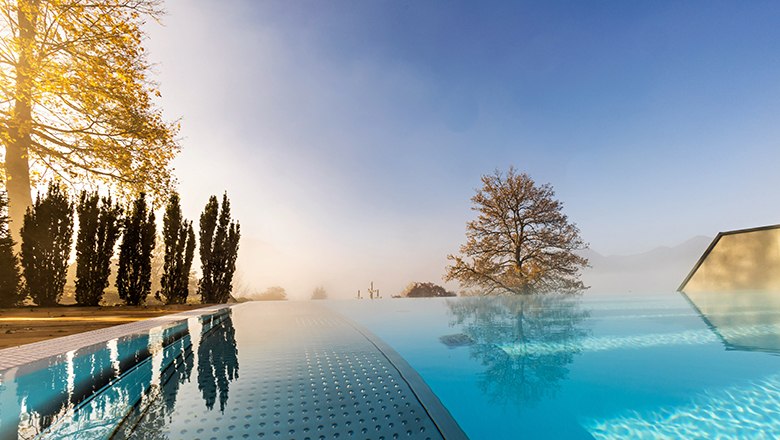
xmin=445 ymin=167 xmax=588 ymax=294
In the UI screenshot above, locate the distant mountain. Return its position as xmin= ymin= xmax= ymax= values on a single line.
xmin=579 ymin=236 xmax=712 ymax=294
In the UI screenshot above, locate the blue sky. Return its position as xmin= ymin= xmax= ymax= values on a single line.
xmin=146 ymin=1 xmax=780 ymax=297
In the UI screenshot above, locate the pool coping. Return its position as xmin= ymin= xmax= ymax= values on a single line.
xmin=0 ymin=304 xmax=231 ymax=371
xmin=333 ymin=306 xmax=470 ymax=440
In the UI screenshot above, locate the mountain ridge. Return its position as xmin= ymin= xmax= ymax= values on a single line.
xmin=580 ymin=235 xmax=712 ymax=294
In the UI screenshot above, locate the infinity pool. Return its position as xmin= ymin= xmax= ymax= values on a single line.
xmin=333 ymin=291 xmax=780 ymax=438
xmin=2 ymin=291 xmax=780 ymax=439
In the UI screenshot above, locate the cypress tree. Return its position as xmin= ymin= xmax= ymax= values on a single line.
xmin=75 ymin=191 xmax=123 ymax=306
xmin=158 ymin=193 xmax=197 ymax=304
xmin=184 ymin=224 xmax=196 ymax=298
xmin=116 ymin=193 xmax=156 ymax=306
xmin=198 ymin=196 xmax=218 ymax=301
xmin=0 ymin=191 xmax=21 ymax=307
xmin=20 ymin=183 xmax=74 ymax=306
xmin=198 ymin=193 xmax=240 ymax=303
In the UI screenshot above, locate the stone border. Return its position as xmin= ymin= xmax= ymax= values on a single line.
xmin=0 ymin=304 xmax=231 ymax=371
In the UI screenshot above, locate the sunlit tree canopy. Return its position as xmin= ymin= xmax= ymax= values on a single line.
xmin=0 ymin=0 xmax=180 ymax=235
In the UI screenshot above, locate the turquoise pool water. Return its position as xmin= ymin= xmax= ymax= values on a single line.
xmin=331 ymin=291 xmax=780 ymax=439
xmin=0 ymin=310 xmax=232 ymax=439
xmin=2 ymin=291 xmax=780 ymax=439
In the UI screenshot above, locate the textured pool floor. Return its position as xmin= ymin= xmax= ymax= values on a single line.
xmin=114 ymin=302 xmax=464 ymax=439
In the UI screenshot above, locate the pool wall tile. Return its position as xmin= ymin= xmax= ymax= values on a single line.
xmin=0 ymin=305 xmax=230 ymax=371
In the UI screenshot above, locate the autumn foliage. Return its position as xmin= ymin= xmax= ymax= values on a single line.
xmin=445 ymin=168 xmax=588 ymax=295
xmin=0 ymin=0 xmax=180 ymax=241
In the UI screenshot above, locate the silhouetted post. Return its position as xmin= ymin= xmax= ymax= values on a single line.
xmin=368 ymin=282 xmax=379 ymax=300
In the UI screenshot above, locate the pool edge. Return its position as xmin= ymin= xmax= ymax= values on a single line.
xmin=332 ymin=307 xmax=470 ymax=440
xmin=0 ymin=304 xmax=232 ymax=371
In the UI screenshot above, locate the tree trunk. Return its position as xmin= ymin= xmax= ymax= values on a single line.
xmin=4 ymin=0 xmax=38 ymax=245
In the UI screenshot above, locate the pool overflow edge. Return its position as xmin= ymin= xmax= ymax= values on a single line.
xmin=329 ymin=305 xmax=470 ymax=440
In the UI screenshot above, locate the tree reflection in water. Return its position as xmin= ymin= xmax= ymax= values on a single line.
xmin=146 ymin=323 xmax=195 ymax=421
xmin=13 ymin=353 xmax=69 ymax=436
xmin=114 ymin=313 xmax=238 ymax=437
xmin=197 ymin=313 xmax=239 ymax=412
xmin=4 ymin=313 xmax=240 ymax=438
xmin=446 ymin=294 xmax=589 ymax=407
xmin=122 ymin=326 xmax=195 ymax=440
xmin=163 ymin=324 xmax=195 ymax=415
xmin=12 ymin=332 xmax=154 ymax=438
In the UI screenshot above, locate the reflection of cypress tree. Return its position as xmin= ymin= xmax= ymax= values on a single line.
xmin=15 ymin=355 xmax=70 ymax=432
xmin=127 ymin=385 xmax=168 ymax=440
xmin=160 ymin=325 xmax=194 ymax=414
xmin=197 ymin=314 xmax=239 ymax=412
xmin=15 ymin=333 xmax=157 ymax=436
xmin=447 ymin=295 xmax=589 ymax=407
xmin=121 ymin=325 xmax=193 ymax=440
xmin=70 ymin=344 xmax=115 ymax=418
xmin=115 ymin=333 xmax=153 ymax=408
xmin=110 ymin=325 xmax=193 ymax=438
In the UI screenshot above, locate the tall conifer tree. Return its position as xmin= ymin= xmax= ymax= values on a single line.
xmin=20 ymin=183 xmax=73 ymax=306
xmin=198 ymin=193 xmax=240 ymax=303
xmin=158 ymin=193 xmax=196 ymax=305
xmin=116 ymin=193 xmax=156 ymax=306
xmin=0 ymin=191 xmax=21 ymax=307
xmin=75 ymin=191 xmax=123 ymax=306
